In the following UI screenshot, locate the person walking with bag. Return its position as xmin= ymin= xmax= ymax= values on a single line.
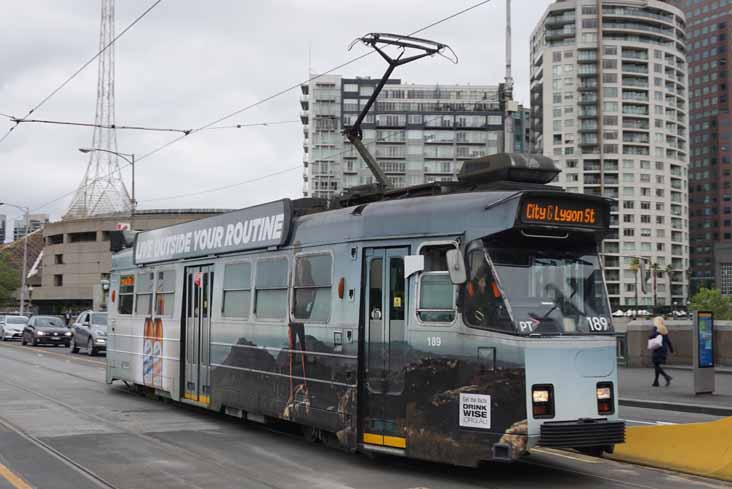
xmin=649 ymin=316 xmax=674 ymax=386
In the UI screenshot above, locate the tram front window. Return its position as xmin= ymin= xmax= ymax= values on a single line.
xmin=467 ymin=244 xmax=612 ymax=335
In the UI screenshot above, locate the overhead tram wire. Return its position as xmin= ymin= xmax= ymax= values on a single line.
xmin=31 ymin=0 xmax=493 ymax=213
xmin=134 ymin=112 xmax=454 ymax=205
xmin=2 ymin=117 xmax=299 ymax=134
xmin=0 ymin=0 xmax=164 ymax=146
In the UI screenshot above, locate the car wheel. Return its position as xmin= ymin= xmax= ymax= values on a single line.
xmin=70 ymin=338 xmax=79 ymax=354
xmin=87 ymin=338 xmax=96 ymax=356
xmin=21 ymin=334 xmax=26 ymax=346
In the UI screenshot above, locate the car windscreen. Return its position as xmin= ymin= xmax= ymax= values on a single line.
xmin=487 ymin=246 xmax=612 ymax=335
xmin=35 ymin=317 xmax=64 ymax=328
xmin=91 ymin=313 xmax=107 ymax=326
xmin=6 ymin=317 xmax=28 ymax=325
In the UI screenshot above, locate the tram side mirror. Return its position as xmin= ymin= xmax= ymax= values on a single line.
xmin=446 ymin=249 xmax=467 ymax=284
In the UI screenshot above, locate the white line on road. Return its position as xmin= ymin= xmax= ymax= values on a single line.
xmin=622 ymin=419 xmax=677 ymax=425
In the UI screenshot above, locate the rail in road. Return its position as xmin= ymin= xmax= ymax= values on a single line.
xmin=0 ymin=341 xmax=727 ymax=489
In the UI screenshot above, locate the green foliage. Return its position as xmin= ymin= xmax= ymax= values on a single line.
xmin=0 ymin=254 xmax=19 ymax=306
xmin=688 ymin=288 xmax=732 ymax=320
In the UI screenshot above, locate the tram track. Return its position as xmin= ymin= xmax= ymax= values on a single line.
xmin=0 ymin=342 xmax=723 ymax=489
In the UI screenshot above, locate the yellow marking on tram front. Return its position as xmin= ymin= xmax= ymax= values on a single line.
xmin=0 ymin=463 xmax=33 ymax=489
xmin=362 ymin=433 xmax=384 ymax=445
xmin=383 ymin=436 xmax=407 ymax=449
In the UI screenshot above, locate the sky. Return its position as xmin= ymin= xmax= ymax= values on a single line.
xmin=0 ymin=0 xmax=553 ymax=236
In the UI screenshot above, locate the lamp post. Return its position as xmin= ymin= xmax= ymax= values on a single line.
xmin=78 ymin=148 xmax=136 ymax=227
xmin=0 ymin=202 xmax=30 ymax=315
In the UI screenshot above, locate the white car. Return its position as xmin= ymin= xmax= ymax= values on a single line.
xmin=0 ymin=315 xmax=29 ymax=341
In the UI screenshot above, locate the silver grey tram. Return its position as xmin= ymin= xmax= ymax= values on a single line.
xmin=106 ymin=154 xmax=625 ymax=467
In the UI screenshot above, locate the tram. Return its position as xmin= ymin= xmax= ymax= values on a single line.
xmin=106 ymin=152 xmax=625 ymax=467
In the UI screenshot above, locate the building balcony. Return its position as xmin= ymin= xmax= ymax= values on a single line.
xmin=300 ymin=111 xmax=309 ymax=124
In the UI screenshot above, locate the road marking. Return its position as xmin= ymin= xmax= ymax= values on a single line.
xmin=0 ymin=462 xmax=32 ymax=489
xmin=0 ymin=342 xmax=104 ymax=366
xmin=623 ymin=419 xmax=677 ymax=426
xmin=532 ymin=447 xmax=601 ymax=464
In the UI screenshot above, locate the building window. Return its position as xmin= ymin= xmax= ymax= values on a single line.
xmin=53 ymin=274 xmax=63 ymax=286
xmin=54 ymin=254 xmax=63 ymax=265
xmin=720 ymin=263 xmax=732 ymax=295
xmin=118 ymin=275 xmax=135 ymax=315
xmin=135 ymin=271 xmax=154 ymax=316
xmin=293 ymin=254 xmax=332 ymax=322
xmin=418 ymin=245 xmax=456 ymax=323
xmin=255 ymin=257 xmax=288 ymax=319
xmin=155 ymin=270 xmax=176 ymax=317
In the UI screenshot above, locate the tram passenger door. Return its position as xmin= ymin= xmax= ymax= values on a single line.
xmin=183 ymin=265 xmax=214 ymax=404
xmin=362 ymin=247 xmax=408 ymax=449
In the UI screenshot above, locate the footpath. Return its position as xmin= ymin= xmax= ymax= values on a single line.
xmin=618 ymin=367 xmax=732 ymax=416
xmin=610 ymin=367 xmax=732 ymax=482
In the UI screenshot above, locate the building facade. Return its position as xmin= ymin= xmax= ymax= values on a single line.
xmin=0 ymin=214 xmax=5 ymax=243
xmin=530 ymin=0 xmax=689 ymax=308
xmin=32 ymin=209 xmax=225 ymax=314
xmin=13 ymin=213 xmax=49 ymax=241
xmin=300 ymin=75 xmax=527 ymax=200
xmin=671 ymin=0 xmax=732 ymax=294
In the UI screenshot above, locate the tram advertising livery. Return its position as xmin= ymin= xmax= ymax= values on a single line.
xmin=106 ymin=152 xmax=625 ymax=467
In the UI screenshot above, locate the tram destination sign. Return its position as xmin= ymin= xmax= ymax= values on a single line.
xmin=519 ymin=197 xmax=605 ymax=229
xmin=134 ymin=199 xmax=292 ymax=265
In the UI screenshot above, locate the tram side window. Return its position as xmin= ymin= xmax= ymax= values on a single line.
xmin=417 ymin=245 xmax=456 ymax=323
xmin=155 ymin=270 xmax=176 ymax=317
xmin=222 ymin=262 xmax=251 ymax=318
xmin=254 ymin=257 xmax=288 ymax=319
xmin=135 ymin=271 xmax=154 ymax=316
xmin=118 ymin=275 xmax=135 ymax=315
xmin=293 ymin=254 xmax=332 ymax=322
xmin=464 ymin=248 xmax=514 ymax=332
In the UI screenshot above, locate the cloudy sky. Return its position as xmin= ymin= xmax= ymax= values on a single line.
xmin=0 ymin=0 xmax=553 ymax=236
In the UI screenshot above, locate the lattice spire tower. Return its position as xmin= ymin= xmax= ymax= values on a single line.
xmin=65 ymin=0 xmax=131 ymax=219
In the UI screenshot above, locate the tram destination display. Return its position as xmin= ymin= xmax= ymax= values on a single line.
xmin=134 ymin=199 xmax=292 ymax=265
xmin=519 ymin=197 xmax=605 ymax=229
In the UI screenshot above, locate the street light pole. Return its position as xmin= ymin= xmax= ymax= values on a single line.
xmin=0 ymin=203 xmax=30 ymax=315
xmin=78 ymin=148 xmax=135 ymax=228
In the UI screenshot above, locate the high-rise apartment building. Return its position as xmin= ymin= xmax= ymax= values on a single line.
xmin=672 ymin=0 xmax=732 ymax=294
xmin=300 ymin=75 xmax=527 ymax=200
xmin=13 ymin=213 xmax=49 ymax=241
xmin=530 ymin=0 xmax=689 ymax=308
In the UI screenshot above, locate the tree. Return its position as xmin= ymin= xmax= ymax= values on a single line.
xmin=629 ymin=257 xmax=640 ymax=309
xmin=650 ymin=262 xmax=660 ymax=310
xmin=664 ymin=264 xmax=674 ymax=307
xmin=688 ymin=288 xmax=732 ymax=320
xmin=0 ymin=254 xmax=19 ymax=307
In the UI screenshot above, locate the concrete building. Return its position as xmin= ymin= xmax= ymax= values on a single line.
xmin=0 ymin=215 xmax=5 ymax=243
xmin=300 ymin=75 xmax=528 ymax=200
xmin=32 ymin=209 xmax=226 ymax=314
xmin=669 ymin=1 xmax=732 ymax=294
xmin=13 ymin=213 xmax=49 ymax=241
xmin=530 ymin=0 xmax=690 ymax=308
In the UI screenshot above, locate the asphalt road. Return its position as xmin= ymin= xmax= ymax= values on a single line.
xmin=0 ymin=341 xmax=727 ymax=489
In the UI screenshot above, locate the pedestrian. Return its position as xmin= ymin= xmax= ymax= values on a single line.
xmin=649 ymin=316 xmax=674 ymax=387
xmin=64 ymin=310 xmax=72 ymax=327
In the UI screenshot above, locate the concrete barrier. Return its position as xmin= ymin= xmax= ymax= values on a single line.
xmin=610 ymin=417 xmax=732 ymax=482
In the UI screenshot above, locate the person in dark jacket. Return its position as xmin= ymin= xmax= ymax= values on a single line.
xmin=650 ymin=316 xmax=674 ymax=387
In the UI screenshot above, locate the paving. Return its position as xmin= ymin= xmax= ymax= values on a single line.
xmin=0 ymin=342 xmax=728 ymax=489
xmin=619 ymin=367 xmax=732 ymax=416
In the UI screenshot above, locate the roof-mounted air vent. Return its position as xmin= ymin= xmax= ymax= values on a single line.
xmin=458 ymin=153 xmax=560 ymax=185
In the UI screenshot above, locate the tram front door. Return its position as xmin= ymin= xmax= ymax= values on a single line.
xmin=182 ymin=265 xmax=213 ymax=405
xmin=361 ymin=247 xmax=408 ymax=450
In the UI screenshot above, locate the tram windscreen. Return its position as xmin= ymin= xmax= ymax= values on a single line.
xmin=467 ymin=244 xmax=612 ymax=335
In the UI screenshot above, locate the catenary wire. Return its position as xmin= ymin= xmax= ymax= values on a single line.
xmin=31 ymin=0 xmax=493 ymax=213
xmin=0 ymin=0 xmax=164 ymax=146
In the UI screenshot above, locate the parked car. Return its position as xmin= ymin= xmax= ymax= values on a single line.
xmin=0 ymin=315 xmax=29 ymax=341
xmin=70 ymin=311 xmax=107 ymax=356
xmin=21 ymin=316 xmax=72 ymax=347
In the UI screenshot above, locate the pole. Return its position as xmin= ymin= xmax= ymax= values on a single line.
xmin=19 ymin=207 xmax=28 ymax=316
xmin=131 ymin=153 xmax=136 ymax=230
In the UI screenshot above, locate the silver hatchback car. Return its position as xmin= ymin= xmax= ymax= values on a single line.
xmin=0 ymin=315 xmax=29 ymax=341
xmin=70 ymin=311 xmax=107 ymax=356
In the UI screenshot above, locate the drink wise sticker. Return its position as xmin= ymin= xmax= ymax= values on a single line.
xmin=134 ymin=199 xmax=292 ymax=265
xmin=459 ymin=393 xmax=491 ymax=429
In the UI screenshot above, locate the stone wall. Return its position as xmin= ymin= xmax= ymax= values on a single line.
xmin=624 ymin=320 xmax=732 ymax=367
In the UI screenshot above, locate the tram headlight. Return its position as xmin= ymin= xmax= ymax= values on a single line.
xmin=531 ymin=385 xmax=555 ymax=418
xmin=596 ymin=382 xmax=614 ymax=415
